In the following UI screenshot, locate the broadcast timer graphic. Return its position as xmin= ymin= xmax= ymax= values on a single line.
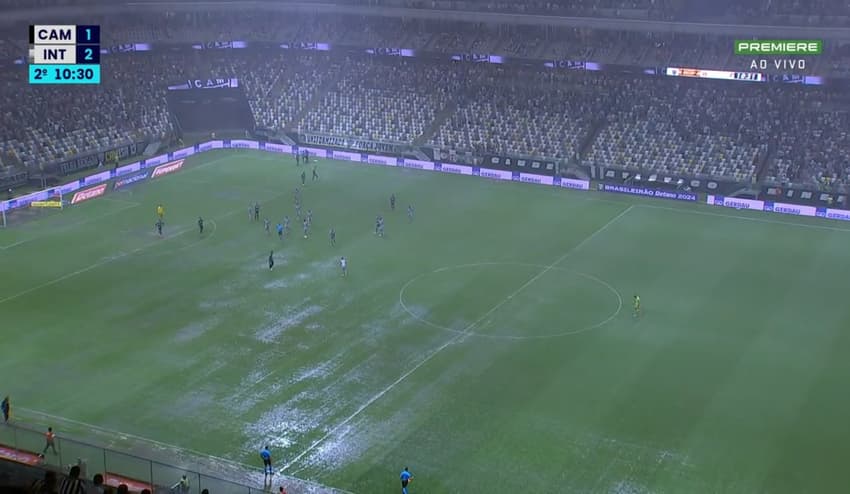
xmin=28 ymin=24 xmax=102 ymax=84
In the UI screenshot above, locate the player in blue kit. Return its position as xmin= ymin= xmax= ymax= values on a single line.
xmin=276 ymin=222 xmax=284 ymax=239
xmin=400 ymin=467 xmax=412 ymax=494
xmin=260 ymin=445 xmax=273 ymax=476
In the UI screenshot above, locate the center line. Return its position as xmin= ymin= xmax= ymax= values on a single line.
xmin=282 ymin=205 xmax=633 ymax=472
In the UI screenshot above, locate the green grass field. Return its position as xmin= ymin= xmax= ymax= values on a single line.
xmin=3 ymin=150 xmax=850 ymax=494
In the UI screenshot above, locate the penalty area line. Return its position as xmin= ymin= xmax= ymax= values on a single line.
xmin=0 ymin=201 xmax=141 ymax=251
xmin=281 ymin=205 xmax=634 ymax=473
xmin=0 ymin=187 xmax=283 ymax=306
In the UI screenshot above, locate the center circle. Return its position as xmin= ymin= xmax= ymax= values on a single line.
xmin=398 ymin=262 xmax=622 ymax=340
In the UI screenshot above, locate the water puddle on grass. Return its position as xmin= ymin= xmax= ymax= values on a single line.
xmin=173 ymin=317 xmax=221 ymax=343
xmin=254 ymin=304 xmax=325 ymax=343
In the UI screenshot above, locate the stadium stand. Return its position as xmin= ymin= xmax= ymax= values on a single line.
xmin=427 ymin=65 xmax=597 ymax=163
xmin=300 ymin=58 xmax=450 ymax=144
xmin=0 ymin=10 xmax=847 ymax=195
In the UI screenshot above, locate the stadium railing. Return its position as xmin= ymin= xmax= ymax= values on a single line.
xmin=0 ymin=420 xmax=330 ymax=494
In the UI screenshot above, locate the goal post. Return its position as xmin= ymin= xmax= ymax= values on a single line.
xmin=0 ymin=189 xmax=64 ymax=228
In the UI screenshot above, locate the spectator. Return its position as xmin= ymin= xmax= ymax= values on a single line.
xmin=87 ymin=474 xmax=104 ymax=494
xmin=171 ymin=475 xmax=190 ymax=494
xmin=59 ymin=466 xmax=85 ymax=494
xmin=30 ymin=470 xmax=57 ymax=494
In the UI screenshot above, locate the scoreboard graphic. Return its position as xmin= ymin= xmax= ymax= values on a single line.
xmin=28 ymin=25 xmax=101 ymax=84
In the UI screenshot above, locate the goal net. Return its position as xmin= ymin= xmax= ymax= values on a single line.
xmin=0 ymin=190 xmax=64 ymax=228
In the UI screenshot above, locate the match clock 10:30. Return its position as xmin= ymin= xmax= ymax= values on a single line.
xmin=29 ymin=64 xmax=101 ymax=84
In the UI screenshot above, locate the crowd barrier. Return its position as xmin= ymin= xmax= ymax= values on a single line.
xmin=3 ymin=140 xmax=850 ymax=224
xmin=0 ymin=422 xmax=281 ymax=494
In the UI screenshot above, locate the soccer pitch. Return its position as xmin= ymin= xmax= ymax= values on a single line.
xmin=3 ymin=150 xmax=850 ymax=493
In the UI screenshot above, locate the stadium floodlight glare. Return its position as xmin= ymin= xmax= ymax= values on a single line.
xmin=735 ymin=40 xmax=823 ymax=56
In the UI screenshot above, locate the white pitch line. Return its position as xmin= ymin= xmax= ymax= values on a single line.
xmin=17 ymin=407 xmax=355 ymax=494
xmin=0 ymin=187 xmax=282 ymax=306
xmin=281 ymin=205 xmax=634 ymax=472
xmin=0 ymin=226 xmax=195 ymax=306
xmin=0 ymin=240 xmax=26 ymax=250
xmin=0 ymin=201 xmax=141 ymax=251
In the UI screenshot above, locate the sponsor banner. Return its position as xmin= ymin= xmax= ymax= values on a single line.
xmin=366 ymin=154 xmax=396 ymax=166
xmin=301 ymin=133 xmax=401 ymax=154
xmin=560 ymin=178 xmax=590 ymax=190
xmin=301 ymin=147 xmax=328 ymax=159
xmin=763 ymin=201 xmax=817 ymax=216
xmin=167 ymin=78 xmax=240 ymax=90
xmin=478 ymin=168 xmax=513 ymax=180
xmin=31 ymin=201 xmax=62 ymax=208
xmin=519 ymin=172 xmax=553 ymax=185
xmin=55 ymin=142 xmax=142 ymax=176
xmin=601 ymin=183 xmax=697 ymax=201
xmin=57 ymin=151 xmax=100 ymax=175
xmin=206 ymin=140 xmax=224 ymax=150
xmin=114 ymin=171 xmax=150 ymax=190
xmin=143 ymin=154 xmax=170 ymax=168
xmin=171 ymin=146 xmax=195 ymax=159
xmin=439 ymin=163 xmax=473 ymax=175
xmin=59 ymin=180 xmax=82 ymax=194
xmin=84 ymin=170 xmax=112 ymax=186
xmin=708 ymin=195 xmax=764 ymax=210
xmin=328 ymin=150 xmax=359 ymax=161
xmin=485 ymin=155 xmax=557 ymax=174
xmin=261 ymin=142 xmax=292 ymax=154
xmin=115 ymin=162 xmax=141 ymax=176
xmin=822 ymin=208 xmax=850 ymax=221
xmin=104 ymin=142 xmax=141 ymax=164
xmin=229 ymin=139 xmax=259 ymax=149
xmin=151 ymin=159 xmax=185 ymax=178
xmin=71 ymin=184 xmax=107 ymax=204
xmin=401 ymin=159 xmax=435 ymax=171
